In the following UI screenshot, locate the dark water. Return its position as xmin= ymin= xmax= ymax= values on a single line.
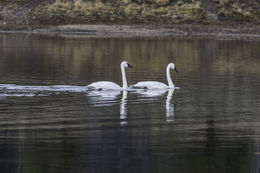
xmin=0 ymin=34 xmax=260 ymax=173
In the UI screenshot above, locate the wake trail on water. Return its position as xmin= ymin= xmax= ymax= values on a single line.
xmin=0 ymin=84 xmax=88 ymax=97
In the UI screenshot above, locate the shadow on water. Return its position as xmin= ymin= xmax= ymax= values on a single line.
xmin=0 ymin=34 xmax=259 ymax=173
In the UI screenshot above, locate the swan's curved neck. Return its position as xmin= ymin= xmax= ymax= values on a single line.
xmin=121 ymin=65 xmax=128 ymax=90
xmin=166 ymin=65 xmax=174 ymax=88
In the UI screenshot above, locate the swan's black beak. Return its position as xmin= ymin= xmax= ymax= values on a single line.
xmin=174 ymin=67 xmax=179 ymax=73
xmin=127 ymin=63 xmax=133 ymax=68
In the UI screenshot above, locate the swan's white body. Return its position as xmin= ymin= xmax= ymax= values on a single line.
xmin=132 ymin=63 xmax=178 ymax=90
xmin=87 ymin=81 xmax=121 ymax=90
xmin=133 ymin=81 xmax=169 ymax=90
xmin=86 ymin=61 xmax=132 ymax=91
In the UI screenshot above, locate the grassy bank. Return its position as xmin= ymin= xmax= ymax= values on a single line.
xmin=0 ymin=0 xmax=260 ymax=25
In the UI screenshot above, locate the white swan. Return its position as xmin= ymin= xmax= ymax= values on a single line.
xmin=86 ymin=61 xmax=133 ymax=91
xmin=131 ymin=63 xmax=178 ymax=90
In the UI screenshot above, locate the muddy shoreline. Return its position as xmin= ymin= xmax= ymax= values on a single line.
xmin=1 ymin=23 xmax=260 ymax=40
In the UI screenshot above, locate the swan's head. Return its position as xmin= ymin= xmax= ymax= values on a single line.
xmin=168 ymin=63 xmax=179 ymax=73
xmin=121 ymin=61 xmax=133 ymax=68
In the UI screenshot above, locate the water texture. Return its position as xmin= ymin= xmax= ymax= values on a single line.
xmin=0 ymin=34 xmax=260 ymax=173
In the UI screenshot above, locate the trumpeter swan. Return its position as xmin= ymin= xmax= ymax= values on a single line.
xmin=86 ymin=61 xmax=133 ymax=91
xmin=131 ymin=63 xmax=178 ymax=90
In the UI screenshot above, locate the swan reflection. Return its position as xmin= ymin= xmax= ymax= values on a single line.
xmin=133 ymin=89 xmax=167 ymax=97
xmin=166 ymin=89 xmax=175 ymax=122
xmin=256 ymin=140 xmax=260 ymax=173
xmin=133 ymin=88 xmax=176 ymax=122
xmin=120 ymin=91 xmax=128 ymax=126
xmin=87 ymin=90 xmax=128 ymax=125
xmin=87 ymin=90 xmax=121 ymax=107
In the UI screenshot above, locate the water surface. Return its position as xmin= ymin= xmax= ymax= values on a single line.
xmin=0 ymin=34 xmax=260 ymax=173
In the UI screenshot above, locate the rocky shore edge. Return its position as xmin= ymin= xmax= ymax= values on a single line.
xmin=1 ymin=23 xmax=260 ymax=40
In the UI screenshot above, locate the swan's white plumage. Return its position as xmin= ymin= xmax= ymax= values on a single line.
xmin=86 ymin=81 xmax=121 ymax=91
xmin=86 ymin=61 xmax=132 ymax=91
xmin=132 ymin=63 xmax=178 ymax=90
xmin=133 ymin=81 xmax=168 ymax=90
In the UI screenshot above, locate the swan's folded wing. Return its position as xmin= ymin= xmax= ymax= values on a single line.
xmin=129 ymin=85 xmax=148 ymax=90
xmin=131 ymin=81 xmax=168 ymax=90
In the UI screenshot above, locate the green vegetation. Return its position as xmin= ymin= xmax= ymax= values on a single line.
xmin=216 ymin=0 xmax=260 ymax=21
xmin=0 ymin=0 xmax=260 ymax=24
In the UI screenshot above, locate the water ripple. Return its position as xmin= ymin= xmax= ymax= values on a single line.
xmin=0 ymin=84 xmax=87 ymax=97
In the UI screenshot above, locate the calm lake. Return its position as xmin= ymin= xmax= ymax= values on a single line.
xmin=0 ymin=34 xmax=260 ymax=173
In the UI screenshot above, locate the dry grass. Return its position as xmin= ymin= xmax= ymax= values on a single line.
xmin=2 ymin=0 xmax=260 ymax=24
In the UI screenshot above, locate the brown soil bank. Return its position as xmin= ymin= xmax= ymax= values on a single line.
xmin=1 ymin=0 xmax=260 ymax=25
